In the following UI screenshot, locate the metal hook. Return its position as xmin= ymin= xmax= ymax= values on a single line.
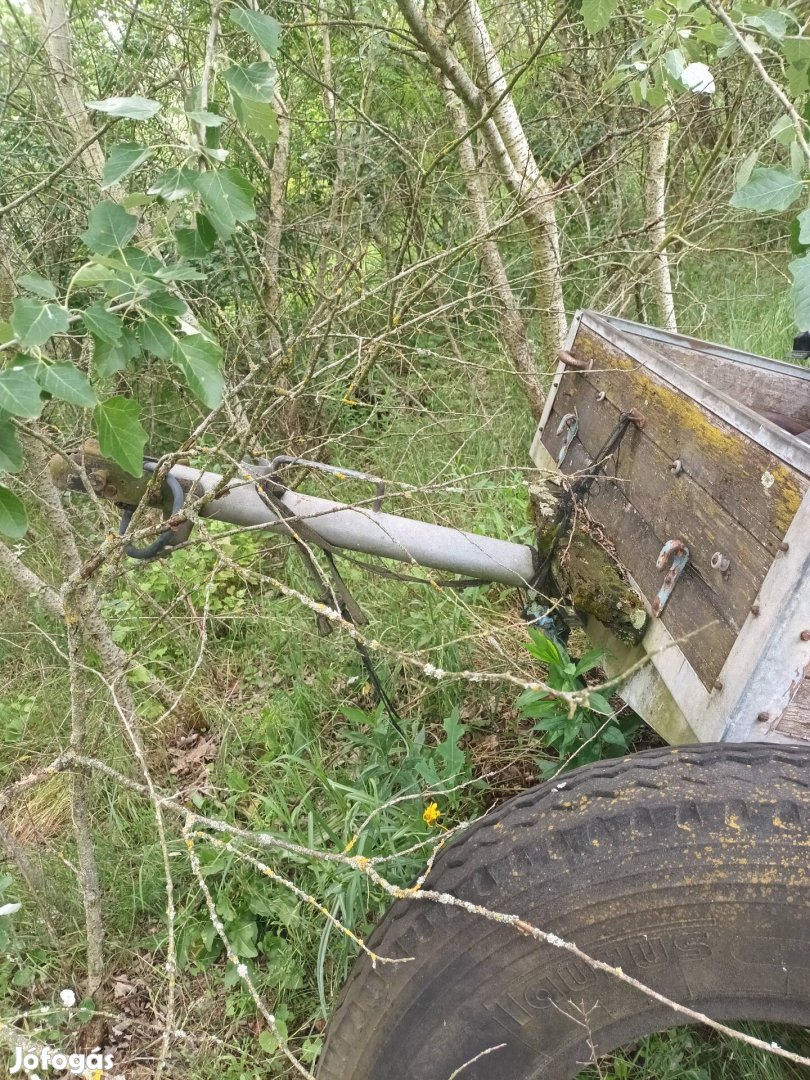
xmin=652 ymin=538 xmax=690 ymax=616
xmin=555 ymin=413 xmax=578 ymax=467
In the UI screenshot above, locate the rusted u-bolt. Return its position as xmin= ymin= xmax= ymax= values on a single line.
xmin=652 ymin=539 xmax=690 ymax=616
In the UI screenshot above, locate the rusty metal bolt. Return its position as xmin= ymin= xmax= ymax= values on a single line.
xmin=779 ymin=541 xmax=790 ymax=553
xmin=757 ymin=711 xmax=771 ymax=723
xmin=801 ymin=630 xmax=810 ymax=642
xmin=751 ymin=602 xmax=760 ymax=617
xmin=670 ymin=459 xmax=683 ymax=476
xmin=710 ymin=552 xmax=730 ymax=573
xmin=713 ymin=679 xmax=723 ymax=691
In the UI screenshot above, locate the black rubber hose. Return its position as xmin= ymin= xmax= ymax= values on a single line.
xmin=119 ymin=462 xmax=185 ymax=560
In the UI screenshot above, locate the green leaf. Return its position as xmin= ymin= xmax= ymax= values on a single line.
xmin=10 ymin=298 xmax=68 ymax=349
xmin=17 ymin=273 xmax=57 ymax=299
xmin=600 ymin=724 xmax=628 ymax=747
xmin=573 ymin=648 xmax=605 ymax=677
xmin=0 ymin=365 xmax=43 ymax=417
xmin=790 ymin=254 xmax=810 ymax=328
xmin=585 ymin=691 xmax=614 ymax=716
xmin=92 ymin=327 xmax=140 ymax=378
xmin=148 ymin=168 xmax=200 ymax=202
xmin=229 ymin=8 xmax=280 ymax=56
xmin=101 ymin=142 xmax=152 ymax=189
xmin=172 ymin=335 xmax=224 ymax=408
xmin=434 ymin=709 xmax=467 ymax=777
xmin=185 ymin=109 xmax=226 ymax=127
xmin=138 ymin=316 xmax=175 ymax=360
xmin=797 ymin=209 xmax=810 ymax=245
xmin=139 ymin=289 xmax=188 ymax=318
xmin=176 ymin=213 xmax=217 ymax=259
xmin=229 ymin=917 xmax=258 ymax=958
xmin=231 ymin=93 xmax=279 ymax=144
xmin=94 ymin=396 xmax=148 ymax=477
xmin=730 ymin=167 xmax=803 ymax=212
xmin=81 ymin=202 xmax=139 ymax=254
xmin=36 ymin=362 xmax=97 ymax=407
xmin=0 ymin=420 xmax=23 ymax=474
xmin=85 ymin=95 xmax=162 ymax=120
xmin=745 ymin=9 xmax=788 ymax=40
xmin=195 ymin=169 xmax=256 ymax=238
xmin=784 ymin=36 xmax=810 ymax=66
xmin=81 ymin=302 xmax=123 ymax=344
xmin=526 ymin=629 xmax=563 ymax=667
xmin=221 ymin=62 xmax=276 ymax=103
xmin=581 ymin=0 xmax=618 ymax=35
xmin=0 ymin=485 xmax=27 ymax=539
xmin=734 ymin=149 xmax=759 ymax=191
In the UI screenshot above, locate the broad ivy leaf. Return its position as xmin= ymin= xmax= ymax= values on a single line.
xmin=148 ymin=168 xmax=199 ymax=202
xmin=221 ymin=62 xmax=276 ymax=103
xmin=101 ymin=142 xmax=152 ymax=189
xmin=172 ymin=335 xmax=224 ymax=408
xmin=94 ymin=396 xmax=148 ymax=477
xmin=797 ymin=209 xmax=810 ymax=245
xmin=730 ymin=167 xmax=802 ymax=212
xmin=0 ymin=365 xmax=43 ymax=418
xmin=17 ymin=273 xmax=56 ymax=299
xmin=86 ymin=95 xmax=161 ymax=120
xmin=36 ymin=362 xmax=97 ymax=407
xmin=81 ymin=302 xmax=123 ymax=344
xmin=175 ymin=214 xmax=217 ymax=259
xmin=229 ymin=8 xmax=280 ymax=56
xmin=790 ymin=254 xmax=810 ymax=328
xmin=185 ymin=109 xmax=226 ymax=127
xmin=81 ymin=202 xmax=138 ymax=254
xmin=195 ymin=169 xmax=256 ymax=238
xmin=138 ymin=316 xmax=175 ymax=360
xmin=0 ymin=485 xmax=27 ymax=539
xmin=10 ymin=298 xmax=68 ymax=349
xmin=0 ymin=420 xmax=22 ymax=473
xmin=581 ymin=0 xmax=618 ymax=36
xmin=231 ymin=93 xmax=279 ymax=144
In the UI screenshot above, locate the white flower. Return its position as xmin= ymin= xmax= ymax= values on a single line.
xmin=0 ymin=902 xmax=21 ymax=917
xmin=681 ymin=62 xmax=715 ymax=95
xmin=59 ymin=988 xmax=77 ymax=1007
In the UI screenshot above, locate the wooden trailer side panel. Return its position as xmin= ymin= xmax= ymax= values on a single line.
xmin=533 ymin=311 xmax=810 ymax=744
xmin=541 ymin=323 xmax=807 ymax=690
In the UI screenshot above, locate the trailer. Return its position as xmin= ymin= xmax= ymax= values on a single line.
xmin=53 ymin=314 xmax=810 ymax=1079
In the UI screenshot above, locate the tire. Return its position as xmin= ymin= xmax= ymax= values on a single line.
xmin=318 ymin=744 xmax=810 ymax=1080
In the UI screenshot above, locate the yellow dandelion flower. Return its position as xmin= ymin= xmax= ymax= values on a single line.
xmin=422 ymin=801 xmax=442 ymax=827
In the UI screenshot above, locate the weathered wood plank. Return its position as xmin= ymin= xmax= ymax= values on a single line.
xmin=652 ymin=341 xmax=810 ymax=429
xmin=550 ymin=374 xmax=772 ymax=633
xmin=542 ymin=419 xmax=737 ymax=688
xmin=570 ymin=326 xmax=808 ymax=552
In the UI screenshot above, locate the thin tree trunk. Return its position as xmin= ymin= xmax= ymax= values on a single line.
xmin=441 ymin=80 xmax=545 ymax=419
xmin=30 ymin=0 xmax=106 ymax=184
xmin=645 ymin=107 xmax=677 ymax=332
xmin=396 ymin=0 xmax=566 ymax=366
xmin=452 ymin=0 xmax=567 ymax=357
